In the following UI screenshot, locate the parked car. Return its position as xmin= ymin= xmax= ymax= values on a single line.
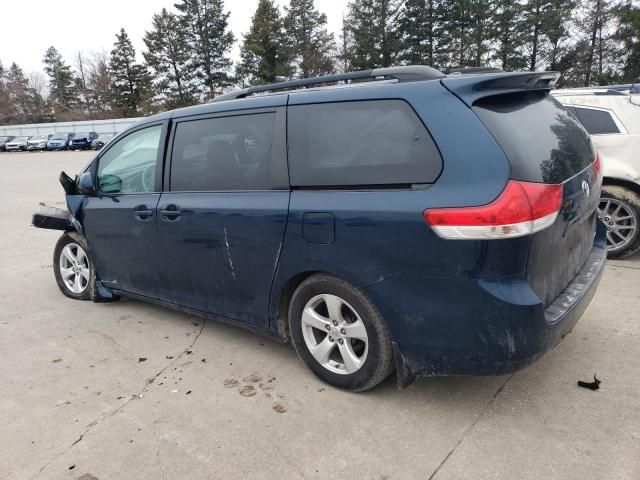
xmin=0 ymin=136 xmax=15 ymax=151
xmin=91 ymin=133 xmax=114 ymax=150
xmin=47 ymin=134 xmax=72 ymax=151
xmin=5 ymin=136 xmax=30 ymax=151
xmin=27 ymin=135 xmax=48 ymax=151
xmin=552 ymin=85 xmax=640 ymax=258
xmin=69 ymin=131 xmax=98 ymax=150
xmin=36 ymin=67 xmax=605 ymax=392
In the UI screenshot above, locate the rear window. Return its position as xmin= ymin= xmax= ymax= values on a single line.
xmin=473 ymin=92 xmax=594 ymax=183
xmin=287 ymin=100 xmax=442 ymax=187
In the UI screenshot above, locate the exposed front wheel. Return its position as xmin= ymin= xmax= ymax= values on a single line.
xmin=53 ymin=232 xmax=92 ymax=300
xmin=598 ymin=185 xmax=640 ymax=259
xmin=289 ymin=274 xmax=394 ymax=392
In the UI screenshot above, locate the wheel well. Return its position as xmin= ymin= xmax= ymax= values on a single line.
xmin=275 ymin=271 xmax=320 ymax=342
xmin=602 ymin=177 xmax=640 ymax=196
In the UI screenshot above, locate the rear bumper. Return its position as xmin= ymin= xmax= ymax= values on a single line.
xmin=366 ymin=224 xmax=607 ymax=387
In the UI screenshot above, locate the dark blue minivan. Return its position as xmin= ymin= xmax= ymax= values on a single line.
xmin=41 ymin=67 xmax=606 ymax=391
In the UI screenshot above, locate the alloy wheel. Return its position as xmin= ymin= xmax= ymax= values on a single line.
xmin=301 ymin=294 xmax=369 ymax=375
xmin=59 ymin=242 xmax=90 ymax=294
xmin=598 ymin=198 xmax=638 ymax=253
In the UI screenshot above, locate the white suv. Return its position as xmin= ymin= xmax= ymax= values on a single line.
xmin=553 ymin=85 xmax=640 ymax=258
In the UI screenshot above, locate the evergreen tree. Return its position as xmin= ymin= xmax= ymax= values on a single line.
xmin=284 ymin=0 xmax=335 ymax=77
xmin=397 ymin=0 xmax=450 ymax=68
xmin=343 ymin=0 xmax=402 ymax=70
xmin=615 ymin=1 xmax=640 ymax=82
xmin=437 ymin=0 xmax=493 ymax=68
xmin=42 ymin=46 xmax=75 ymax=116
xmin=144 ymin=8 xmax=198 ymax=109
xmin=238 ymin=0 xmax=292 ymax=86
xmin=109 ymin=28 xmax=151 ymax=117
xmin=490 ymin=0 xmax=528 ymax=70
xmin=0 ymin=62 xmax=8 ymax=125
xmin=174 ymin=0 xmax=235 ymax=99
xmin=5 ymin=63 xmax=46 ymax=124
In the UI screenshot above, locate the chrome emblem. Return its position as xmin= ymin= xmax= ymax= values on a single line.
xmin=582 ymin=180 xmax=591 ymax=198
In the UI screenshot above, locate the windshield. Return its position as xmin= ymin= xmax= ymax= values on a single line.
xmin=0 ymin=137 xmax=11 ymax=141
xmin=31 ymin=136 xmax=46 ymax=141
xmin=13 ymin=137 xmax=28 ymax=141
xmin=75 ymin=132 xmax=90 ymax=137
xmin=50 ymin=136 xmax=67 ymax=140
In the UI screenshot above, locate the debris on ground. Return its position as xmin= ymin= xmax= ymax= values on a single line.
xmin=166 ymin=355 xmax=174 ymax=360
xmin=52 ymin=358 xmax=62 ymax=363
xmin=138 ymin=358 xmax=147 ymax=363
xmin=186 ymin=390 xmax=192 ymax=395
xmin=578 ymin=374 xmax=601 ymax=390
xmin=272 ymin=402 xmax=287 ymax=414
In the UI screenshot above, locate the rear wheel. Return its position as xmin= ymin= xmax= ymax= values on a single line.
xmin=598 ymin=185 xmax=640 ymax=259
xmin=289 ymin=274 xmax=394 ymax=392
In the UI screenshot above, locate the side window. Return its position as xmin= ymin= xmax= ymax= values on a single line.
xmin=97 ymin=125 xmax=162 ymax=194
xmin=573 ymin=107 xmax=621 ymax=135
xmin=170 ymin=112 xmax=276 ymax=191
xmin=287 ymin=100 xmax=442 ymax=187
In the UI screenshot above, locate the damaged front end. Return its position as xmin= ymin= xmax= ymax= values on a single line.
xmin=32 ymin=171 xmax=117 ymax=303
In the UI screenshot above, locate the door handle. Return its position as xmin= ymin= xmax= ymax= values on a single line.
xmin=133 ymin=205 xmax=153 ymax=221
xmin=160 ymin=204 xmax=182 ymax=221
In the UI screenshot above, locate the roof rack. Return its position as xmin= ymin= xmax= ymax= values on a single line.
xmin=210 ymin=65 xmax=444 ymax=103
xmin=443 ymin=67 xmax=504 ymax=75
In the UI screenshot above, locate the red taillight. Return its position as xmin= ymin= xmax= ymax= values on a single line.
xmin=592 ymin=152 xmax=602 ymax=178
xmin=423 ymin=180 xmax=563 ymax=239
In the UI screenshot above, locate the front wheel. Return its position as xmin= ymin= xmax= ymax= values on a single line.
xmin=53 ymin=232 xmax=92 ymax=300
xmin=598 ymin=185 xmax=640 ymax=259
xmin=289 ymin=274 xmax=394 ymax=392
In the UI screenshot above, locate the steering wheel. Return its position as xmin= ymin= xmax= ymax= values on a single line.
xmin=141 ymin=164 xmax=155 ymax=192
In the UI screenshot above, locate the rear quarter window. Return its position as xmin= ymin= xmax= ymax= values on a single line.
xmin=287 ymin=100 xmax=442 ymax=187
xmin=473 ymin=92 xmax=594 ymax=183
xmin=571 ymin=107 xmax=621 ymax=135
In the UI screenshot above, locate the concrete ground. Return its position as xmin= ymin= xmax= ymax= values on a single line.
xmin=0 ymin=150 xmax=638 ymax=480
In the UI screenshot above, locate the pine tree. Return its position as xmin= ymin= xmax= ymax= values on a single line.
xmin=5 ymin=63 xmax=46 ymax=124
xmin=0 ymin=62 xmax=9 ymax=125
xmin=284 ymin=0 xmax=335 ymax=77
xmin=144 ymin=8 xmax=198 ymax=109
xmin=237 ymin=0 xmax=292 ymax=86
xmin=398 ymin=0 xmax=440 ymax=67
xmin=109 ymin=28 xmax=151 ymax=117
xmin=437 ymin=0 xmax=493 ymax=68
xmin=42 ymin=46 xmax=75 ymax=116
xmin=615 ymin=1 xmax=640 ymax=82
xmin=343 ymin=0 xmax=402 ymax=70
xmin=490 ymin=0 xmax=528 ymax=70
xmin=174 ymin=0 xmax=235 ymax=99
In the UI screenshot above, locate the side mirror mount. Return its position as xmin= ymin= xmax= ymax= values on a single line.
xmin=77 ymin=171 xmax=96 ymax=195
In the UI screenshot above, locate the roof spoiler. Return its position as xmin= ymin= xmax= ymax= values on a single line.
xmin=441 ymin=71 xmax=559 ymax=107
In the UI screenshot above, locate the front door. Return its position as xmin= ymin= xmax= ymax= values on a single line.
xmin=80 ymin=123 xmax=166 ymax=298
xmin=156 ymin=107 xmax=289 ymax=327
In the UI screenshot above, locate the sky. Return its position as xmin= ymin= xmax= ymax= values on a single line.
xmin=0 ymin=0 xmax=349 ymax=76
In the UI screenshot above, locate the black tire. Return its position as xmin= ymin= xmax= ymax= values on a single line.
xmin=288 ymin=274 xmax=394 ymax=392
xmin=600 ymin=185 xmax=640 ymax=259
xmin=53 ymin=232 xmax=92 ymax=300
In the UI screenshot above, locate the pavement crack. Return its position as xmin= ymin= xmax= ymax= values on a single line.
xmin=428 ymin=374 xmax=514 ymax=480
xmin=607 ymin=263 xmax=640 ymax=271
xmin=29 ymin=319 xmax=206 ymax=479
